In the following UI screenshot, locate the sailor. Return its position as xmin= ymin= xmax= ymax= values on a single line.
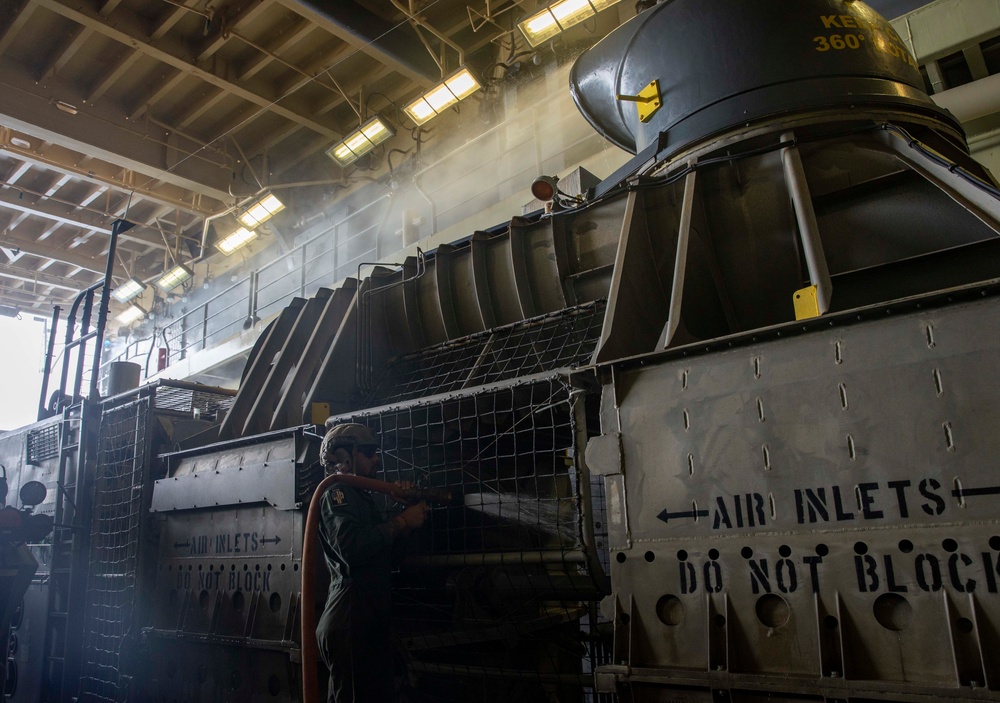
xmin=316 ymin=422 xmax=429 ymax=702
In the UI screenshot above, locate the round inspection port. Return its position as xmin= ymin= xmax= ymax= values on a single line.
xmin=755 ymin=593 xmax=790 ymax=629
xmin=656 ymin=595 xmax=684 ymax=626
xmin=873 ymin=593 xmax=913 ymax=631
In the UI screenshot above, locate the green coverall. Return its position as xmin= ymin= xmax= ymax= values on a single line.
xmin=316 ymin=480 xmax=397 ymax=703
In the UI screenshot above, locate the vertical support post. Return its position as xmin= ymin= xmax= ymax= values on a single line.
xmin=300 ymin=246 xmax=307 ymax=297
xmin=73 ymin=293 xmax=94 ymax=400
xmin=89 ymin=218 xmax=132 ymax=401
xmin=247 ymin=271 xmax=256 ymax=324
xmin=202 ymin=305 xmax=209 ymax=352
xmin=781 ymin=132 xmax=832 ymax=315
xmin=659 ymin=168 xmax=698 ymax=349
xmin=38 ymin=305 xmax=61 ymax=421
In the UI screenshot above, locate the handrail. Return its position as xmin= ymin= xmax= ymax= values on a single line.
xmin=105 ymin=96 xmax=605 ymax=382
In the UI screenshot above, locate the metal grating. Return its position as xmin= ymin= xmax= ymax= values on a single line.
xmin=153 ymin=385 xmax=235 ymax=419
xmin=367 ymin=300 xmax=607 ymax=406
xmin=26 ymin=422 xmax=60 ymax=464
xmin=338 ymin=375 xmax=611 ymax=701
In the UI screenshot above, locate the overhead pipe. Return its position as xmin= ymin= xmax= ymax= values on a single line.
xmin=289 ymin=0 xmax=440 ymax=85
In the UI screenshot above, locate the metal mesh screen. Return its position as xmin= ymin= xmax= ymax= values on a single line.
xmin=26 ymin=422 xmax=60 ymax=464
xmin=78 ymin=398 xmax=151 ymax=703
xmin=339 ymin=375 xmax=612 ymax=701
xmin=367 ymin=300 xmax=607 ymax=406
xmin=153 ymin=384 xmax=235 ymax=418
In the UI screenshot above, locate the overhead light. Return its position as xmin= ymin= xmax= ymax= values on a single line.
xmin=0 ymin=305 xmax=20 ymax=318
xmin=54 ymin=100 xmax=79 ymax=115
xmin=404 ymin=68 xmax=482 ymax=126
xmin=157 ymin=264 xmax=193 ymax=291
xmin=518 ymin=0 xmax=622 ymax=47
xmin=116 ymin=304 xmax=146 ymax=326
xmin=326 ymin=116 xmax=395 ymax=167
xmin=111 ymin=277 xmax=147 ymax=303
xmin=9 ymin=137 xmax=30 ymax=149
xmin=237 ymin=194 xmax=285 ymax=229
xmin=217 ymin=227 xmax=257 ymax=255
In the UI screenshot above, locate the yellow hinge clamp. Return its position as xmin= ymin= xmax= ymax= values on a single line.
xmin=793 ymin=285 xmax=821 ymax=320
xmin=616 ymin=79 xmax=662 ymax=123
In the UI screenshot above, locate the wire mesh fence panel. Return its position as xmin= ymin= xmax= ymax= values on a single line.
xmin=78 ymin=397 xmax=151 ymax=703
xmin=336 ymin=375 xmax=611 ymax=702
xmin=367 ymin=300 xmax=607 ymax=406
xmin=78 ymin=383 xmax=235 ymax=702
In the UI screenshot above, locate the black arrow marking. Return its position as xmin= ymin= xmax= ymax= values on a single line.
xmin=952 ymin=484 xmax=1000 ymax=498
xmin=173 ymin=541 xmax=190 ymax=549
xmin=261 ymin=535 xmax=282 ymax=545
xmin=657 ymin=508 xmax=709 ymax=524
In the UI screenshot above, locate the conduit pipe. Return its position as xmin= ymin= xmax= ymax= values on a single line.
xmin=932 ymin=72 xmax=1000 ymax=124
xmin=288 ymin=0 xmax=439 ymax=84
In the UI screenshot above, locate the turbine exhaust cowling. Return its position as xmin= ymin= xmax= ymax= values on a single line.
xmin=569 ymin=0 xmax=963 ymax=159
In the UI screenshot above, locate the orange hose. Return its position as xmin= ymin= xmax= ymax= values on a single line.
xmin=301 ymin=472 xmax=339 ymax=703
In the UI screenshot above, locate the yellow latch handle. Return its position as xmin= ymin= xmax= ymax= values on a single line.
xmin=615 ymin=79 xmax=662 ymax=123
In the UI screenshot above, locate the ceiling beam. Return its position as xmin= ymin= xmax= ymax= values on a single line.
xmin=196 ymin=0 xmax=274 ymax=62
xmin=151 ymin=3 xmax=193 ymax=42
xmin=87 ymin=49 xmax=144 ymax=104
xmin=0 ymin=184 xmax=168 ymax=251
xmin=249 ymin=63 xmax=394 ymax=158
xmin=174 ymin=89 xmax=230 ymax=130
xmin=0 ymin=0 xmax=39 ymax=56
xmin=127 ymin=70 xmax=187 ymax=121
xmin=0 ymin=283 xmax=73 ymax=310
xmin=0 ymin=230 xmax=110 ymax=274
xmin=235 ymin=17 xmax=315 ymax=82
xmin=0 ymin=138 xmax=215 ymax=217
xmin=0 ymin=56 xmax=235 ymax=204
xmin=41 ymin=26 xmax=93 ymax=81
xmin=35 ymin=0 xmax=341 ymax=140
xmin=0 ymin=265 xmax=93 ymax=293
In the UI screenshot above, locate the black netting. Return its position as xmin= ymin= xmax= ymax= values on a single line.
xmin=78 ymin=384 xmax=235 ymax=702
xmin=78 ymin=399 xmax=151 ymax=703
xmin=337 ymin=376 xmax=613 ymax=702
xmin=367 ymin=300 xmax=606 ymax=406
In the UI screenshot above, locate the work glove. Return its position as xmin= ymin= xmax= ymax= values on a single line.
xmin=395 ymin=501 xmax=430 ymax=531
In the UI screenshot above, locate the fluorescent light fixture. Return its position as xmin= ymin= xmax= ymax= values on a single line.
xmin=217 ymin=227 xmax=258 ymax=255
xmin=404 ymin=68 xmax=482 ymax=126
xmin=157 ymin=264 xmax=193 ymax=291
xmin=111 ymin=277 xmax=147 ymax=303
xmin=116 ymin=304 xmax=146 ymax=326
xmin=518 ymin=0 xmax=622 ymax=47
xmin=326 ymin=116 xmax=395 ymax=167
xmin=237 ymin=194 xmax=285 ymax=229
